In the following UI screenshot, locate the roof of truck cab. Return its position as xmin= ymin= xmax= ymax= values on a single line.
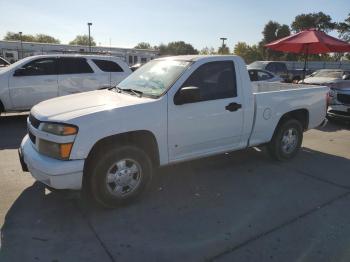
xmin=155 ymin=55 xmax=240 ymax=62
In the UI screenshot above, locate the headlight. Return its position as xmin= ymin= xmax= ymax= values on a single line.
xmin=329 ymin=89 xmax=336 ymax=98
xmin=37 ymin=139 xmax=73 ymax=160
xmin=38 ymin=122 xmax=78 ymax=160
xmin=40 ymin=122 xmax=78 ymax=136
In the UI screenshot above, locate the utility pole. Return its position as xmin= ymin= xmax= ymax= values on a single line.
xmin=219 ymin=37 xmax=227 ymax=54
xmin=87 ymin=22 xmax=92 ymax=53
xmin=19 ymin=32 xmax=23 ymax=59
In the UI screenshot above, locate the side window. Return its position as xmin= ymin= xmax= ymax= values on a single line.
xmin=248 ymin=70 xmax=258 ymax=81
xmin=275 ymin=63 xmax=286 ymax=73
xmin=19 ymin=58 xmax=57 ymax=76
xmin=181 ymin=61 xmax=237 ymax=102
xmin=58 ymin=57 xmax=93 ymax=74
xmin=265 ymin=63 xmax=276 ymax=73
xmin=92 ymin=59 xmax=124 ymax=72
xmin=129 ymin=56 xmax=133 ymax=64
xmin=257 ymin=70 xmax=273 ymax=81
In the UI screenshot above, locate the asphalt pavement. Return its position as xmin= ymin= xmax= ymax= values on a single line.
xmin=0 ymin=114 xmax=349 ymax=262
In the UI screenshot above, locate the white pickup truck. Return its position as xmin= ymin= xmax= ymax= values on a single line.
xmin=19 ymin=55 xmax=328 ymax=207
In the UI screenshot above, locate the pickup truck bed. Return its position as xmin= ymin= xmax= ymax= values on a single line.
xmin=249 ymin=82 xmax=327 ymax=147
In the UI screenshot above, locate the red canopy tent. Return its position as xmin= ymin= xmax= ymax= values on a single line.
xmin=265 ymin=28 xmax=350 ymax=78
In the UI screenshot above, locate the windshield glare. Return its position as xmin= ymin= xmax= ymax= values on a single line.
xmin=248 ymin=61 xmax=266 ymax=69
xmin=118 ymin=60 xmax=190 ymax=97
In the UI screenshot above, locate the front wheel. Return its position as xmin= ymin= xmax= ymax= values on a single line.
xmin=267 ymin=119 xmax=303 ymax=161
xmin=86 ymin=145 xmax=152 ymax=208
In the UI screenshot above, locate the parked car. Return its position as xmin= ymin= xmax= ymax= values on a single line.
xmin=248 ymin=68 xmax=283 ymax=83
xmin=0 ymin=54 xmax=131 ymax=114
xmin=249 ymin=61 xmax=312 ymax=82
xmin=301 ymin=69 xmax=350 ymax=120
xmin=19 ymin=55 xmax=328 ymax=207
xmin=0 ymin=56 xmax=10 ymax=68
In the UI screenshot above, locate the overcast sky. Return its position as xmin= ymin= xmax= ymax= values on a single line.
xmin=1 ymin=0 xmax=348 ymax=50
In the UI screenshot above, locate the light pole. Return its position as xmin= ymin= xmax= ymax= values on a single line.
xmin=220 ymin=37 xmax=227 ymax=54
xmin=87 ymin=22 xmax=92 ymax=53
xmin=19 ymin=32 xmax=23 ymax=59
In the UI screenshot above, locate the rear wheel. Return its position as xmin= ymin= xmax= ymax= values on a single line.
xmin=267 ymin=119 xmax=303 ymax=161
xmin=86 ymin=145 xmax=152 ymax=208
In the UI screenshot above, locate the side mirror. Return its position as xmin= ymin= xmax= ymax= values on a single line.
xmin=174 ymin=86 xmax=201 ymax=105
xmin=13 ymin=68 xmax=26 ymax=77
xmin=342 ymin=74 xmax=350 ymax=80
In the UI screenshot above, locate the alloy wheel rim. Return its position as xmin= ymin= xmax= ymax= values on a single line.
xmin=281 ymin=128 xmax=298 ymax=154
xmin=105 ymin=158 xmax=142 ymax=197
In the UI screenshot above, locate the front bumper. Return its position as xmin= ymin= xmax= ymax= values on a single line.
xmin=327 ymin=104 xmax=350 ymax=120
xmin=20 ymin=135 xmax=85 ymax=190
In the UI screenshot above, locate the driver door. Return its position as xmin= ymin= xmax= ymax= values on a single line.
xmin=168 ymin=60 xmax=244 ymax=162
xmin=9 ymin=58 xmax=58 ymax=109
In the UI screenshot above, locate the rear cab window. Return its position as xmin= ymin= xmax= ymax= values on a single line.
xmin=92 ymin=59 xmax=124 ymax=72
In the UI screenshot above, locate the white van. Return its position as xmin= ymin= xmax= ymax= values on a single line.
xmin=0 ymin=54 xmax=131 ymax=114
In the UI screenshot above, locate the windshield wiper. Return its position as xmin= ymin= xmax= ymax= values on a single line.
xmin=123 ymin=88 xmax=143 ymax=97
xmin=110 ymin=86 xmax=143 ymax=97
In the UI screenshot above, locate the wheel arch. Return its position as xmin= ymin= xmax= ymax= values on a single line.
xmin=271 ymin=109 xmax=309 ymax=140
xmin=83 ymin=130 xmax=160 ymax=175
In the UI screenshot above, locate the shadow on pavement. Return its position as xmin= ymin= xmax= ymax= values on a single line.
xmin=316 ymin=118 xmax=350 ymax=132
xmin=0 ymin=114 xmax=28 ymax=150
xmin=1 ymin=147 xmax=350 ymax=261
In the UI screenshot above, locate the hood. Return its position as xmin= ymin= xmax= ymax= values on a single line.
xmin=303 ymin=76 xmax=340 ymax=85
xmin=31 ymin=89 xmax=154 ymax=122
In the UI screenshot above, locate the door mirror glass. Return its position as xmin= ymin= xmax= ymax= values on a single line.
xmin=174 ymin=86 xmax=201 ymax=105
xmin=13 ymin=68 xmax=26 ymax=77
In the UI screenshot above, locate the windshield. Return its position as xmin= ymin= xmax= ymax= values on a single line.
xmin=312 ymin=70 xmax=344 ymax=79
xmin=118 ymin=60 xmax=191 ymax=97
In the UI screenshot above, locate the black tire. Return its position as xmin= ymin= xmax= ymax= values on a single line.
xmin=86 ymin=145 xmax=152 ymax=208
xmin=267 ymin=119 xmax=303 ymax=161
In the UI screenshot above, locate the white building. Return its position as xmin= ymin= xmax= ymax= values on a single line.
xmin=0 ymin=40 xmax=158 ymax=65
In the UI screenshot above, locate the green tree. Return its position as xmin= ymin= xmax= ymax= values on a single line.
xmin=158 ymin=41 xmax=198 ymax=56
xmin=337 ymin=13 xmax=350 ymax=41
xmin=218 ymin=45 xmax=230 ymax=54
xmin=200 ymin=46 xmax=216 ymax=55
xmin=233 ymin=42 xmax=263 ymax=64
xmin=4 ymin=32 xmax=35 ymax=42
xmin=3 ymin=32 xmax=60 ymax=43
xmin=69 ymin=35 xmax=96 ymax=46
xmin=337 ymin=13 xmax=350 ymax=60
xmin=35 ymin=34 xmax=60 ymax=44
xmin=291 ymin=12 xmax=336 ymax=32
xmin=277 ymin=25 xmax=291 ymax=39
xmin=260 ymin=21 xmax=290 ymax=60
xmin=134 ymin=42 xmax=152 ymax=49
